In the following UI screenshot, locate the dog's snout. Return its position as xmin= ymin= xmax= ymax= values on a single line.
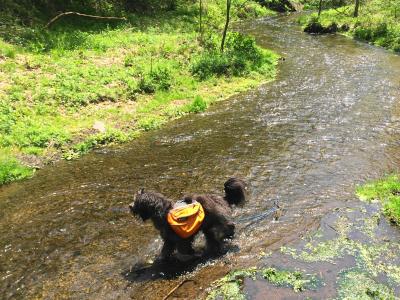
xmin=128 ymin=202 xmax=135 ymax=210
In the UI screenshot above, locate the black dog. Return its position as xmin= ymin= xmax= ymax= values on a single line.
xmin=129 ymin=178 xmax=246 ymax=260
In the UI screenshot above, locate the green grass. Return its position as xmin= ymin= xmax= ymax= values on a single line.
xmin=0 ymin=0 xmax=278 ymax=185
xmin=356 ymin=175 xmax=400 ymax=225
xmin=0 ymin=155 xmax=34 ymax=185
xmin=299 ymin=1 xmax=400 ymax=52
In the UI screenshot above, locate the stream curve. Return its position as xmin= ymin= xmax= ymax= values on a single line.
xmin=1 ymin=13 xmax=400 ymax=299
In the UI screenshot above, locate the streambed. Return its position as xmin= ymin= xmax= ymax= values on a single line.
xmin=1 ymin=14 xmax=400 ymax=299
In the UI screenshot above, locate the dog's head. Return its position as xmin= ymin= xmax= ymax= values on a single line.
xmin=224 ymin=177 xmax=247 ymax=206
xmin=129 ymin=189 xmax=171 ymax=221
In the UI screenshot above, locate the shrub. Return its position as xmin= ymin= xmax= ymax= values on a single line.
xmin=191 ymin=33 xmax=266 ymax=80
xmin=138 ymin=67 xmax=172 ymax=93
xmin=190 ymin=53 xmax=230 ymax=79
xmin=186 ymin=96 xmax=207 ymax=113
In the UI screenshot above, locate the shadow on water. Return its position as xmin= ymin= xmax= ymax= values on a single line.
xmin=1 ymin=13 xmax=400 ymax=300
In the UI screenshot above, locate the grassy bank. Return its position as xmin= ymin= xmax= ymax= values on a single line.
xmin=356 ymin=174 xmax=400 ymax=225
xmin=0 ymin=1 xmax=278 ymax=185
xmin=299 ymin=1 xmax=400 ymax=52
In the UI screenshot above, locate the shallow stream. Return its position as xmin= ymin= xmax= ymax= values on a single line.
xmin=1 ymin=14 xmax=400 ymax=299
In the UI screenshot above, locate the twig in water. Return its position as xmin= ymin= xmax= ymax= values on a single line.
xmin=163 ymin=279 xmax=194 ymax=300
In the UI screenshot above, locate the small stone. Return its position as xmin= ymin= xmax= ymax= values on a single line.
xmin=93 ymin=121 xmax=106 ymax=133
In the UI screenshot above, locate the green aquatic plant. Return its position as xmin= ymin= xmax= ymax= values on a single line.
xmin=261 ymin=267 xmax=321 ymax=292
xmin=206 ymin=268 xmax=257 ymax=300
xmin=336 ymin=269 xmax=396 ymax=300
xmin=281 ymin=206 xmax=400 ymax=291
xmin=206 ymin=267 xmax=322 ymax=299
xmin=281 ymin=215 xmax=353 ymax=263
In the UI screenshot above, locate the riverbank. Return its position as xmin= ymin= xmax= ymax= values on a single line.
xmin=298 ymin=3 xmax=400 ymax=53
xmin=0 ymin=1 xmax=279 ymax=185
xmin=356 ymin=175 xmax=400 ymax=226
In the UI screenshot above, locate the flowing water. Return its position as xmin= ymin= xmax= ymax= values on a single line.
xmin=1 ymin=14 xmax=400 ymax=299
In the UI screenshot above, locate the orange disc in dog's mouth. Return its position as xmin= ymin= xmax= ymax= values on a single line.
xmin=167 ymin=202 xmax=205 ymax=239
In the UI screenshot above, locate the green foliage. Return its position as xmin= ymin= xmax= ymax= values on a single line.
xmin=137 ymin=116 xmax=164 ymax=131
xmin=236 ymin=1 xmax=275 ymax=19
xmin=138 ymin=67 xmax=172 ymax=94
xmin=186 ymin=96 xmax=207 ymax=113
xmin=337 ymin=270 xmax=396 ymax=300
xmin=262 ymin=268 xmax=320 ymax=292
xmin=0 ymin=156 xmax=34 ymax=185
xmin=356 ymin=175 xmax=400 ymax=225
xmin=300 ymin=3 xmax=400 ymax=52
xmin=0 ymin=0 xmax=279 ymax=185
xmin=207 ymin=267 xmax=322 ymax=299
xmin=63 ymin=129 xmax=129 ymax=160
xmin=207 ymin=268 xmax=257 ymax=300
xmin=191 ymin=32 xmax=271 ymax=80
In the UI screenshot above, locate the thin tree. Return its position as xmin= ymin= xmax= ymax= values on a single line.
xmin=353 ymin=0 xmax=360 ymax=17
xmin=318 ymin=0 xmax=323 ymax=17
xmin=220 ymin=0 xmax=231 ymax=52
xmin=199 ymin=0 xmax=203 ymax=41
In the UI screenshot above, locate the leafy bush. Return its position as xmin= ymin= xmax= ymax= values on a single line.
xmin=191 ymin=32 xmax=266 ymax=80
xmin=186 ymin=96 xmax=207 ymax=113
xmin=236 ymin=1 xmax=273 ymax=19
xmin=138 ymin=67 xmax=172 ymax=93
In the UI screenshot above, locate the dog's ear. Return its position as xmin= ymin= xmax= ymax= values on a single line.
xmin=133 ymin=188 xmax=145 ymax=201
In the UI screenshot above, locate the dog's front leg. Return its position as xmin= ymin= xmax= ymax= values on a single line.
xmin=176 ymin=238 xmax=195 ymax=262
xmin=160 ymin=240 xmax=175 ymax=261
xmin=203 ymin=228 xmax=223 ymax=256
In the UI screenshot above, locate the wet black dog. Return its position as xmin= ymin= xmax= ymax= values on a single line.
xmin=129 ymin=178 xmax=246 ymax=260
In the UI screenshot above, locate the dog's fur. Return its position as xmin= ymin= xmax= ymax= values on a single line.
xmin=129 ymin=178 xmax=246 ymax=260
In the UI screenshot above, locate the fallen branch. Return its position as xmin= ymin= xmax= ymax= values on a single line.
xmin=162 ymin=279 xmax=194 ymax=300
xmin=45 ymin=12 xmax=127 ymax=29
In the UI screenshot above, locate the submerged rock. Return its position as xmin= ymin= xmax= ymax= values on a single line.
xmin=304 ymin=21 xmax=338 ymax=35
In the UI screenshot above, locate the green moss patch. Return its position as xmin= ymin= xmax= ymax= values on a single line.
xmin=356 ymin=175 xmax=400 ymax=225
xmin=337 ymin=269 xmax=396 ymax=300
xmin=261 ymin=267 xmax=321 ymax=292
xmin=207 ymin=267 xmax=322 ymax=299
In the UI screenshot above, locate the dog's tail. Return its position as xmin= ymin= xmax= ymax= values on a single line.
xmin=224 ymin=177 xmax=246 ymax=206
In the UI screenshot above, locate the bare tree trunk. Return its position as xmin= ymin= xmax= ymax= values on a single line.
xmin=318 ymin=0 xmax=323 ymax=17
xmin=353 ymin=0 xmax=360 ymax=17
xmin=220 ymin=0 xmax=231 ymax=53
xmin=199 ymin=0 xmax=203 ymax=40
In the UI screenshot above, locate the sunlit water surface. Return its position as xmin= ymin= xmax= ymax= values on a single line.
xmin=1 ymin=14 xmax=400 ymax=299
